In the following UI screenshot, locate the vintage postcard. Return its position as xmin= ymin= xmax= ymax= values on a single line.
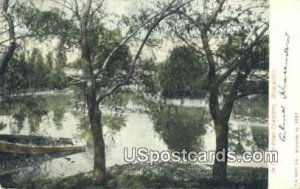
xmin=0 ymin=0 xmax=295 ymax=188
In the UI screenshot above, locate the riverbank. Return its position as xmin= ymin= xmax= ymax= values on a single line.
xmin=18 ymin=162 xmax=268 ymax=189
xmin=0 ymin=88 xmax=71 ymax=98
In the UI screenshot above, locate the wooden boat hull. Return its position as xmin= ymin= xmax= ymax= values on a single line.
xmin=0 ymin=135 xmax=85 ymax=155
xmin=0 ymin=141 xmax=85 ymax=155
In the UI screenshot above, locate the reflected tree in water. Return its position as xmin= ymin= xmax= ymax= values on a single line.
xmin=0 ymin=95 xmax=69 ymax=134
xmin=78 ymin=112 xmax=126 ymax=147
xmin=0 ymin=96 xmax=47 ymax=134
xmin=146 ymin=99 xmax=208 ymax=154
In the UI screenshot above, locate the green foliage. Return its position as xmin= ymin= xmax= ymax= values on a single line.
xmin=146 ymin=100 xmax=208 ymax=153
xmin=103 ymin=115 xmax=126 ymax=131
xmin=45 ymin=70 xmax=68 ymax=89
xmin=56 ymin=40 xmax=67 ymax=71
xmin=19 ymin=165 xmax=268 ymax=189
xmin=0 ymin=55 xmax=29 ymax=91
xmin=146 ymin=38 xmax=162 ymax=48
xmin=0 ymin=96 xmax=48 ymax=134
xmin=136 ymin=59 xmax=160 ymax=95
xmin=0 ymin=48 xmax=67 ymax=93
xmin=94 ymin=28 xmax=132 ymax=87
xmin=46 ymin=95 xmax=70 ymax=128
xmin=250 ymin=36 xmax=269 ymax=70
xmin=14 ymin=5 xmax=79 ymax=44
xmin=98 ymin=43 xmax=132 ymax=78
xmin=0 ymin=95 xmax=69 ymax=134
xmin=78 ymin=113 xmax=126 ymax=146
xmin=46 ymin=52 xmax=54 ymax=70
xmin=65 ymin=20 xmax=133 ymax=92
xmin=218 ymin=35 xmax=269 ymax=71
xmin=159 ymin=45 xmax=208 ymax=99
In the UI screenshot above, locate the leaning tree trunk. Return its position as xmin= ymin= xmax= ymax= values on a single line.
xmin=212 ymin=119 xmax=229 ymax=182
xmin=85 ymin=81 xmax=106 ymax=184
xmin=80 ymin=0 xmax=106 ymax=184
xmin=208 ymin=86 xmax=231 ymax=183
xmin=89 ymin=107 xmax=106 ymax=184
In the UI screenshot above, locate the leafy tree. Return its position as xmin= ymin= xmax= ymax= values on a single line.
xmin=0 ymin=54 xmax=29 ymax=92
xmin=0 ymin=0 xmax=16 ymax=79
xmin=28 ymin=48 xmax=48 ymax=88
xmin=46 ymin=52 xmax=54 ymax=70
xmin=46 ymin=51 xmax=68 ymax=89
xmin=159 ymin=45 xmax=207 ymax=98
xmin=0 ymin=96 xmax=48 ymax=134
xmin=168 ymin=0 xmax=269 ymax=181
xmin=0 ymin=48 xmax=67 ymax=91
xmin=55 ymin=39 xmax=67 ymax=71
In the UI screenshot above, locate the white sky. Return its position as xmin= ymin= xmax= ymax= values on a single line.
xmin=1 ymin=0 xmax=269 ymax=63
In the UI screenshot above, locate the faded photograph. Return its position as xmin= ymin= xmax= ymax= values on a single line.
xmin=0 ymin=0 xmax=269 ymax=188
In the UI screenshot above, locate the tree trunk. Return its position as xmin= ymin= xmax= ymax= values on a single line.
xmin=90 ymin=109 xmax=106 ymax=185
xmin=208 ymin=85 xmax=230 ymax=183
xmin=1 ymin=0 xmax=16 ymax=80
xmin=79 ymin=0 xmax=106 ymax=184
xmin=212 ymin=120 xmax=229 ymax=183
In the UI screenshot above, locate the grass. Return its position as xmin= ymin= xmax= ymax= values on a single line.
xmin=18 ymin=163 xmax=268 ymax=189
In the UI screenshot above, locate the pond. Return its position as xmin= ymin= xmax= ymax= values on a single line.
xmin=0 ymin=91 xmax=268 ymax=186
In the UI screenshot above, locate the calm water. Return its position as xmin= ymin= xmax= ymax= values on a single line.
xmin=0 ymin=91 xmax=268 ymax=185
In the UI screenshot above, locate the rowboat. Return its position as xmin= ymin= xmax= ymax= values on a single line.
xmin=0 ymin=135 xmax=85 ymax=155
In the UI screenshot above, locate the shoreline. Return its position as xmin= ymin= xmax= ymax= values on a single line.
xmin=14 ymin=162 xmax=268 ymax=189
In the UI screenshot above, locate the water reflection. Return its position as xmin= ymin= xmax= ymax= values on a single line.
xmin=0 ymin=95 xmax=69 ymax=135
xmin=1 ymin=97 xmax=45 ymax=134
xmin=229 ymin=123 xmax=256 ymax=154
xmin=147 ymin=102 xmax=208 ymax=153
xmin=0 ymin=92 xmax=268 ymax=187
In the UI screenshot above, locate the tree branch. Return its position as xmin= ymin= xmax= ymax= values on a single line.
xmin=201 ymin=0 xmax=226 ymax=82
xmin=73 ymin=0 xmax=81 ymax=22
xmin=80 ymin=0 xmax=93 ymax=77
xmin=51 ymin=0 xmax=73 ymax=11
xmin=0 ymin=0 xmax=16 ymax=80
xmin=96 ymin=1 xmax=194 ymax=103
xmin=221 ymin=70 xmax=249 ymax=121
xmin=174 ymin=27 xmax=205 ymax=57
xmin=97 ymin=28 xmax=154 ymax=103
xmin=90 ymin=0 xmax=104 ymax=18
xmin=235 ymin=80 xmax=268 ymax=100
xmin=97 ymin=0 xmax=194 ymax=76
xmin=217 ymin=24 xmax=269 ymax=84
xmin=203 ymin=0 xmax=226 ymax=32
xmin=97 ymin=13 xmax=161 ymax=74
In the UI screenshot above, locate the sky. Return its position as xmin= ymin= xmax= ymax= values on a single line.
xmin=0 ymin=0 xmax=175 ymax=63
xmin=1 ymin=0 xmax=269 ymax=63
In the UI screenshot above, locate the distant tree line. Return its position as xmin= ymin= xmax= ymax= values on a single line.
xmin=0 ymin=48 xmax=67 ymax=93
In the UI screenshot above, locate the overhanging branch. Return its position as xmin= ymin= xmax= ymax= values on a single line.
xmin=0 ymin=0 xmax=16 ymax=80
xmin=97 ymin=0 xmax=194 ymax=76
xmin=97 ymin=13 xmax=174 ymax=103
xmin=96 ymin=0 xmax=194 ymax=103
xmin=235 ymin=80 xmax=268 ymax=100
xmin=217 ymin=24 xmax=269 ymax=84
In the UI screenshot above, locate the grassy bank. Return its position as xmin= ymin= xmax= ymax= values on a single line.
xmin=19 ymin=163 xmax=267 ymax=189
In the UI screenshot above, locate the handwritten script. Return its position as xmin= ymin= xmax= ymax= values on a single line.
xmin=278 ymin=32 xmax=290 ymax=142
